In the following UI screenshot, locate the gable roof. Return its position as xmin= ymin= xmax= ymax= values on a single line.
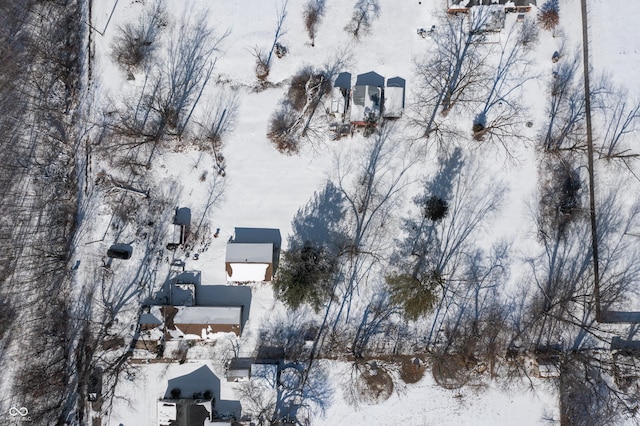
xmin=225 ymin=243 xmax=273 ymax=263
xmin=355 ymin=71 xmax=385 ymax=88
xmin=139 ymin=312 xmax=162 ymax=325
xmin=334 ymin=71 xmax=352 ymax=89
xmin=173 ymin=306 xmax=242 ymax=326
xmin=230 ymin=227 xmax=281 ymax=246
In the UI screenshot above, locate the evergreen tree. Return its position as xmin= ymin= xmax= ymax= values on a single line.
xmin=273 ymin=241 xmax=337 ymax=312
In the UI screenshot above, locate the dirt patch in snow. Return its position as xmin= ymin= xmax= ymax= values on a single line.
xmin=399 ymin=356 xmax=426 ymax=384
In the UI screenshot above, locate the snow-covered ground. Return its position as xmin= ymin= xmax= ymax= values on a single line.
xmin=78 ymin=0 xmax=640 ymax=424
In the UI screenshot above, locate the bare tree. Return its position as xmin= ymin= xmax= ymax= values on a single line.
xmin=350 ymin=291 xmax=399 ymax=360
xmin=345 ymin=0 xmax=380 ymax=39
xmin=111 ymin=1 xmax=167 ymax=73
xmin=595 ymin=87 xmax=640 ymax=159
xmin=200 ymin=90 xmax=239 ymax=148
xmin=194 ymin=89 xmax=239 ymax=175
xmin=303 ymin=0 xmax=326 ymax=46
xmin=0 ymin=0 xmax=88 ymax=422
xmin=267 ymin=65 xmax=331 ymax=154
xmin=236 ymin=379 xmax=277 ymax=426
xmin=332 ymin=126 xmax=415 ymax=326
xmin=390 ymin=148 xmax=505 ymax=329
xmin=193 ymin=172 xmax=226 ymax=237
xmin=413 ymin=12 xmax=490 ymax=142
xmin=472 ymin=22 xmax=536 ymax=155
xmin=538 ymin=153 xmax=585 ymax=240
xmin=341 ymin=360 xmax=393 ymax=407
xmin=154 ymin=11 xmax=226 ymax=136
xmin=114 ymin=9 xmax=227 ymax=148
xmin=253 ymin=0 xmax=288 ymax=81
xmin=541 ymin=50 xmax=608 ymax=153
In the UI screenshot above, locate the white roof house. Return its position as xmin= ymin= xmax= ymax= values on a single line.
xmin=225 ymin=242 xmax=274 ymax=282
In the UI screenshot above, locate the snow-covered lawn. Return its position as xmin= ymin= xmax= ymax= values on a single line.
xmin=79 ymin=0 xmax=640 ymax=424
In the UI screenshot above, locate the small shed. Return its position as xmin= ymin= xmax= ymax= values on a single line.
xmin=351 ymin=71 xmax=385 ymax=126
xmin=225 ymin=228 xmax=281 ymax=282
xmin=226 ymin=358 xmax=253 ymax=382
xmin=172 ymin=207 xmax=191 ymax=246
xmin=382 ymin=77 xmax=405 ymax=118
xmin=330 ymin=72 xmax=351 ymax=118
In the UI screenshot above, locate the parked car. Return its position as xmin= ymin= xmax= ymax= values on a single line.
xmin=107 ymin=244 xmax=132 ymax=259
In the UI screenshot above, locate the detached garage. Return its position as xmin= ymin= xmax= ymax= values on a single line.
xmin=225 ymin=243 xmax=274 ymax=282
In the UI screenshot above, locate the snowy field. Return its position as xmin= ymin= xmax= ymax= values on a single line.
xmin=76 ymin=0 xmax=640 ymax=424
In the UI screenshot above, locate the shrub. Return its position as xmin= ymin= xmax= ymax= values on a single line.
xmin=423 ymin=195 xmax=449 ymax=222
xmin=539 ymin=157 xmax=583 ymax=238
xmin=288 ymin=67 xmax=315 ymax=111
xmin=431 ymin=353 xmax=470 ymax=389
xmin=399 ymin=357 xmax=426 ymax=384
xmin=111 ymin=2 xmax=166 ymax=70
xmin=386 ymin=272 xmax=440 ymax=321
xmin=287 ymin=67 xmax=330 ymax=112
xmin=252 ymin=47 xmax=270 ymax=81
xmin=538 ymin=0 xmax=559 ymax=31
xmin=267 ymin=100 xmax=299 ymax=154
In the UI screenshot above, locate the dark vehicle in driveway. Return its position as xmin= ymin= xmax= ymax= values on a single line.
xmin=107 ymin=244 xmax=133 ymax=259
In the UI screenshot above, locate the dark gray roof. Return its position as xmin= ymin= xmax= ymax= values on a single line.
xmin=387 ymin=76 xmax=406 ymax=88
xmin=334 ymin=72 xmax=351 ymax=89
xmin=355 ymin=71 xmax=385 ymax=88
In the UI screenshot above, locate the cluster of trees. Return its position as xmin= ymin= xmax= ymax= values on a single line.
xmin=0 ymin=0 xmax=87 ymax=423
xmin=414 ymin=10 xmax=537 ymax=154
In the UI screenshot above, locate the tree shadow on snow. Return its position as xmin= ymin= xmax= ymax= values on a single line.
xmin=289 ymin=180 xmax=346 ymax=252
